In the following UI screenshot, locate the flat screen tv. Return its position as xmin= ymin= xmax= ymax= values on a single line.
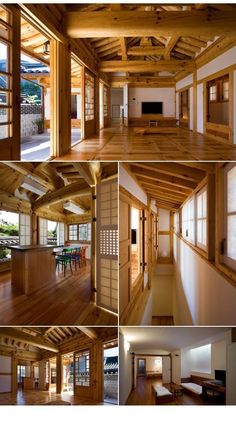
xmin=142 ymin=101 xmax=163 ymax=115
xmin=215 ymin=370 xmax=226 ymax=385
xmin=131 ymin=229 xmax=137 ymax=244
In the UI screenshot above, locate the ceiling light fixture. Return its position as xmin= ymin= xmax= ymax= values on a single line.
xmin=20 ymin=176 xmax=48 ymax=196
xmin=63 ymin=201 xmax=85 ymax=215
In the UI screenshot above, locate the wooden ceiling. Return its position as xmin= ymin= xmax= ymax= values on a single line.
xmin=0 ymin=326 xmax=117 ymax=353
xmin=126 ymin=162 xmax=215 ymax=210
xmin=17 ymin=4 xmax=236 ymax=81
xmin=0 ymin=162 xmax=117 ymax=220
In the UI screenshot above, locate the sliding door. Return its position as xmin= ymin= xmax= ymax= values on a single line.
xmin=96 ymin=178 xmax=118 ymax=313
xmin=119 ymin=192 xmax=131 ymax=316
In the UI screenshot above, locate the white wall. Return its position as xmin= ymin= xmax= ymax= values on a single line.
xmin=119 ymin=164 xmax=147 ymax=206
xmin=197 ymin=46 xmax=236 ymax=81
xmin=173 ymin=235 xmax=236 ymax=325
xmin=140 ymin=290 xmax=152 ymax=325
xmin=119 ymin=332 xmax=132 ymax=405
xmin=176 ymin=74 xmax=193 ymax=91
xmin=0 ymin=355 xmax=12 ymax=393
xmin=172 ymin=351 xmax=181 ymax=384
xmin=128 ymin=87 xmax=175 ymax=118
xmin=197 ymin=83 xmax=204 ymax=133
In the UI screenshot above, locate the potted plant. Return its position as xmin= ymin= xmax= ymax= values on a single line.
xmin=34 ymin=119 xmax=44 ymax=134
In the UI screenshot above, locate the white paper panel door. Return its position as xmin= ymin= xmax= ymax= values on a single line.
xmin=96 ymin=178 xmax=118 ymax=313
xmin=39 ymin=218 xmax=47 ymax=245
xmin=57 ymin=222 xmax=65 ymax=245
xmin=162 ymin=357 xmax=171 ymax=383
xmin=19 ymin=214 xmax=31 ymax=246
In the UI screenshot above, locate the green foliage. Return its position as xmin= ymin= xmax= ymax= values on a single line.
xmin=0 ymin=247 xmax=9 ymax=259
xmin=0 ymin=223 xmax=19 ymax=236
xmin=21 ymin=79 xmax=42 ymax=104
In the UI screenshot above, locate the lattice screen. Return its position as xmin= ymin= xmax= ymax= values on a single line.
xmin=57 ymin=222 xmax=65 ymax=245
xmin=96 ymin=178 xmax=118 ymax=313
xmin=39 ymin=217 xmax=47 ymax=245
xmin=19 ymin=214 xmax=31 ymax=246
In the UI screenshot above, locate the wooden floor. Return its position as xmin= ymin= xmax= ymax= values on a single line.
xmin=131 ymin=251 xmax=139 ymax=286
xmin=152 ymin=316 xmax=174 ymax=325
xmin=0 ymin=389 xmax=109 ymax=406
xmin=56 ymin=125 xmax=236 ymax=161
xmin=126 ymin=377 xmax=221 ymax=406
xmin=0 ymin=264 xmax=117 ymax=325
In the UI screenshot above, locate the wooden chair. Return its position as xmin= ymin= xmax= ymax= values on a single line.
xmin=56 ymin=254 xmax=72 ymax=276
xmin=80 ymin=246 xmax=87 ymax=266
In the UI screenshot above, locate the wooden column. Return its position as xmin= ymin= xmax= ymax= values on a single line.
xmin=12 ymin=355 xmax=17 ymax=394
xmin=193 ymin=70 xmax=197 ymax=133
xmin=92 ymin=340 xmax=103 ymax=402
xmin=56 ymin=353 xmax=62 ymax=394
xmin=147 ymin=196 xmax=152 ymax=289
xmin=81 ymin=66 xmax=85 ymax=140
xmin=94 ymin=75 xmax=100 ymax=134
xmin=31 ymin=213 xmax=38 ymax=245
xmin=170 ymin=211 xmax=174 ymax=263
xmin=50 ymin=39 xmax=71 ymax=158
xmin=11 ymin=5 xmax=21 ymax=159
xmin=107 ymin=85 xmax=111 ymax=127
xmin=38 ymin=360 xmax=46 ymax=391
xmin=91 ymin=186 xmax=96 ymax=302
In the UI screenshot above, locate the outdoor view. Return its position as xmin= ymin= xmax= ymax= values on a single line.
xmin=0 ymin=211 xmax=19 ymax=263
xmin=104 ymin=346 xmax=118 ymax=404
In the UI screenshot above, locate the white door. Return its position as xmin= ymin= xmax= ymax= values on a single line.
xmin=162 ymin=357 xmax=171 ymax=384
xmin=227 ymin=343 xmax=236 ymax=405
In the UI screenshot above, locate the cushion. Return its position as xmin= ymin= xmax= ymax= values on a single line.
xmin=181 ymin=382 xmax=202 ymax=395
xmin=153 ymin=385 xmax=172 ymax=397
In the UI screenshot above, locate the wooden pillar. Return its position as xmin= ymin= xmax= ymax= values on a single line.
xmin=38 ymin=360 xmax=46 ymax=391
xmin=31 ymin=213 xmax=38 ymax=245
xmin=11 ymin=5 xmax=21 ymax=159
xmin=107 ymin=85 xmax=111 ymax=127
xmin=170 ymin=211 xmax=174 ymax=264
xmin=91 ymin=186 xmax=96 ymax=302
xmin=94 ymin=75 xmax=100 ymax=134
xmin=92 ymin=340 xmax=103 ymax=402
xmin=50 ymin=39 xmax=71 ymax=158
xmin=193 ymin=70 xmax=197 ymax=133
xmin=81 ymin=66 xmax=85 ymax=140
xmin=147 ymin=196 xmax=152 ymax=289
xmin=12 ymin=355 xmax=17 ymax=394
xmin=56 ymin=353 xmax=62 ymax=394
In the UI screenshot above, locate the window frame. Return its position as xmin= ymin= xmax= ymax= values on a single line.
xmin=196 ymin=185 xmax=207 ymax=251
xmin=223 ymin=163 xmax=236 ymax=272
xmin=74 ymin=349 xmax=90 ymax=387
xmin=68 ymin=222 xmax=91 ymax=242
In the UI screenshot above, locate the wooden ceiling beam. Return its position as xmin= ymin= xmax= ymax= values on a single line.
xmin=99 ymin=59 xmax=194 ymax=73
xmin=164 ymin=35 xmax=179 ymax=59
xmin=120 ymin=37 xmax=127 ymax=60
xmin=32 ymin=181 xmax=91 ymax=210
xmin=131 ymin=162 xmax=205 ymax=182
xmin=72 ymin=163 xmax=96 ymax=186
xmin=136 ymin=177 xmax=192 ymax=195
xmin=64 ymin=10 xmax=236 ymax=38
xmin=76 ymin=327 xmax=98 ymax=340
xmin=0 ymin=328 xmax=58 ymax=352
xmin=127 ymin=46 xmax=166 ymax=56
xmin=130 ymin=166 xmax=197 ymax=189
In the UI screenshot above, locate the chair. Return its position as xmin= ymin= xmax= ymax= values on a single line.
xmin=56 ymin=254 xmax=72 ymax=277
xmin=80 ymin=246 xmax=87 ymax=266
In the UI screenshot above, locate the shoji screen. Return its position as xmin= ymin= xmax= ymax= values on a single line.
xmin=39 ymin=218 xmax=47 ymax=245
xmin=96 ymin=178 xmax=118 ymax=313
xmin=57 ymin=222 xmax=65 ymax=245
xmin=19 ymin=214 xmax=31 ymax=245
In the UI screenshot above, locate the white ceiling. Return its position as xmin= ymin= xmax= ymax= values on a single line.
xmin=120 ymin=327 xmax=230 ymax=353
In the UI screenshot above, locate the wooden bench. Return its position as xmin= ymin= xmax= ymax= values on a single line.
xmin=152 ymin=384 xmax=174 ymax=405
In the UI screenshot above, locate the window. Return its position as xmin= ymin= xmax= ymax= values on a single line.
xmin=104 ymin=85 xmax=108 ymax=117
xmin=39 ymin=218 xmax=47 ymax=245
xmin=209 ymin=84 xmax=217 ymax=102
xmin=75 ymin=350 xmax=90 ymax=387
xmin=174 ymin=212 xmax=179 ymax=233
xmin=222 ymin=80 xmax=229 ymax=101
xmin=0 ymin=5 xmax=13 ymax=140
xmin=85 ymin=72 xmax=94 ymax=121
xmin=182 ymin=197 xmax=195 ymax=244
xmin=196 ymin=186 xmax=207 ymax=250
xmin=224 ymin=164 xmax=236 ymax=271
xmin=68 ymin=223 xmax=91 ymax=241
xmin=19 ymin=214 xmax=31 ymax=246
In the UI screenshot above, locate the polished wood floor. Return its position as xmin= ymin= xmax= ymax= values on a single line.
xmin=126 ymin=377 xmax=216 ymax=406
xmin=152 ymin=316 xmax=174 ymax=325
xmin=0 ymin=264 xmax=117 ymax=325
xmin=0 ymin=389 xmax=109 ymax=405
xmin=57 ymin=125 xmax=236 ymax=161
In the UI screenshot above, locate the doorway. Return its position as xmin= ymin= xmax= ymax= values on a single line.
xmin=71 ymin=56 xmax=83 ymax=146
xmin=131 ymin=207 xmax=140 ymax=286
xmin=62 ymin=353 xmax=74 ymax=394
xmin=103 ymin=341 xmax=118 ymax=404
xmin=99 ymin=81 xmax=104 ymax=129
xmin=137 ymin=358 xmax=146 ymax=376
xmin=111 ymin=88 xmax=123 ymax=123
xmin=179 ymin=89 xmax=189 ymax=129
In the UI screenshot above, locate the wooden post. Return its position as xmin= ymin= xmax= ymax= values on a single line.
xmin=170 ymin=211 xmax=174 ymax=263
xmin=11 ymin=5 xmax=21 ymax=159
xmin=31 ymin=213 xmax=38 ymax=245
xmin=56 ymin=353 xmax=62 ymax=394
xmin=193 ymin=70 xmax=197 ymax=133
xmin=91 ymin=186 xmax=96 ymax=302
xmin=38 ymin=360 xmax=45 ymax=391
xmin=81 ymin=66 xmax=85 ymax=140
xmin=92 ymin=340 xmax=103 ymax=402
xmin=94 ymin=75 xmax=100 ymax=134
xmin=12 ymin=355 xmax=17 ymax=394
xmin=50 ymin=39 xmax=71 ymax=158
xmin=147 ymin=196 xmax=152 ymax=289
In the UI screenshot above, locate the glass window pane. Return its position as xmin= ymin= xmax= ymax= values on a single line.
xmin=0 ymin=42 xmax=8 ymax=72
xmin=227 ymin=166 xmax=236 ymax=213
xmin=0 ymin=124 xmax=8 ymax=139
xmin=0 ymin=75 xmax=8 ymax=89
xmin=228 ymin=215 xmax=236 ymax=260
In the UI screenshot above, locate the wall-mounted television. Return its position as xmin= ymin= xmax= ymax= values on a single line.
xmin=215 ymin=369 xmax=226 ymax=385
xmin=142 ymin=102 xmax=163 ymax=115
